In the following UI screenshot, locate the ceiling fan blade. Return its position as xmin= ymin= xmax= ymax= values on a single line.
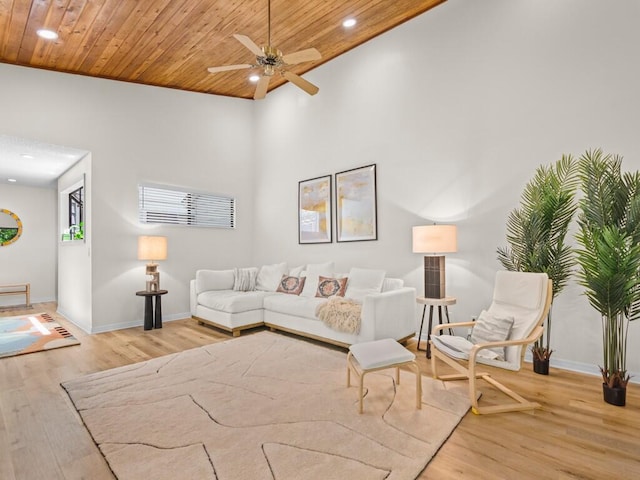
xmin=233 ymin=34 xmax=264 ymax=57
xmin=254 ymin=75 xmax=270 ymax=100
xmin=207 ymin=64 xmax=252 ymax=74
xmin=282 ymin=48 xmax=321 ymax=65
xmin=282 ymin=71 xmax=319 ymax=96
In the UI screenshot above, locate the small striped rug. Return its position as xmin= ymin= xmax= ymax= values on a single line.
xmin=0 ymin=312 xmax=80 ymax=358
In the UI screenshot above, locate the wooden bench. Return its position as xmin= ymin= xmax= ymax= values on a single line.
xmin=0 ymin=283 xmax=31 ymax=307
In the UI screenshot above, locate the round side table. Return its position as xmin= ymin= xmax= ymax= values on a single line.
xmin=136 ymin=290 xmax=168 ymax=330
xmin=416 ymin=296 xmax=456 ymax=358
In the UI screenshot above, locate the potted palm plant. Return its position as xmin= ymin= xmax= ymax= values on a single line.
xmin=575 ymin=149 xmax=640 ymax=406
xmin=497 ymin=155 xmax=579 ymax=375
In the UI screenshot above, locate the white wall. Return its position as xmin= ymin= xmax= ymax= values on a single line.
xmin=0 ymin=184 xmax=57 ymax=305
xmin=0 ymin=63 xmax=255 ymax=332
xmin=57 ymin=156 xmax=92 ymax=332
xmin=252 ymin=0 xmax=640 ymax=377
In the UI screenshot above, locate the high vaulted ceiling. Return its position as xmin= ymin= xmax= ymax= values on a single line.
xmin=0 ymin=0 xmax=446 ymax=100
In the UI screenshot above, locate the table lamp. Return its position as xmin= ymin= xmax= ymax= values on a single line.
xmin=412 ymin=225 xmax=457 ymax=298
xmin=138 ymin=236 xmax=167 ymax=292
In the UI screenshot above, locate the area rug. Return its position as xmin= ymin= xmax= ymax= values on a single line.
xmin=0 ymin=312 xmax=80 ymax=359
xmin=62 ymin=332 xmax=472 ymax=480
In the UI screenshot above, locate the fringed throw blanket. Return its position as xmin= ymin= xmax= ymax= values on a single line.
xmin=315 ymin=297 xmax=362 ymax=334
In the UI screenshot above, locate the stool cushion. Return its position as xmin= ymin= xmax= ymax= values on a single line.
xmin=349 ymin=338 xmax=415 ymax=370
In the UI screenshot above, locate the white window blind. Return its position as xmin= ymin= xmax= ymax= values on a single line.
xmin=138 ymin=184 xmax=235 ymax=228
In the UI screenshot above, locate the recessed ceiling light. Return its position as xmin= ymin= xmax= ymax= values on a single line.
xmin=249 ymin=75 xmax=260 ymax=83
xmin=343 ymin=18 xmax=357 ymax=28
xmin=8 ymin=178 xmax=17 ymax=183
xmin=20 ymin=153 xmax=35 ymax=159
xmin=36 ymin=29 xmax=58 ymax=40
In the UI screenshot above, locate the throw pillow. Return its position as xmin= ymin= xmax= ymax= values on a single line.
xmin=289 ymin=265 xmax=305 ymax=277
xmin=300 ymin=262 xmax=335 ymax=297
xmin=195 ymin=269 xmax=235 ymax=293
xmin=276 ymin=275 xmax=306 ymax=295
xmin=344 ymin=267 xmax=386 ymax=302
xmin=232 ymin=267 xmax=258 ymax=292
xmin=315 ymin=276 xmax=348 ymax=298
xmin=470 ymin=310 xmax=515 ymax=360
xmin=256 ymin=262 xmax=288 ymax=291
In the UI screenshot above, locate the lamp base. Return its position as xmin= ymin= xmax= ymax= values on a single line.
xmin=145 ymin=264 xmax=160 ymax=292
xmin=424 ymin=255 xmax=446 ymax=299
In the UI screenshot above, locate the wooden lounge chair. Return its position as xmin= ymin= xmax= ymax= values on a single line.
xmin=430 ymin=271 xmax=552 ymax=414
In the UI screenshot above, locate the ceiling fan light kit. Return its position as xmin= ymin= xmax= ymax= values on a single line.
xmin=207 ymin=0 xmax=321 ymax=100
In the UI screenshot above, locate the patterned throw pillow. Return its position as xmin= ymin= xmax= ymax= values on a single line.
xmin=315 ymin=276 xmax=348 ymax=298
xmin=233 ymin=267 xmax=258 ymax=291
xmin=276 ymin=275 xmax=306 ymax=295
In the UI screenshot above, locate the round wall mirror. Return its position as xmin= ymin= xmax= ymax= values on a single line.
xmin=0 ymin=209 xmax=23 ymax=246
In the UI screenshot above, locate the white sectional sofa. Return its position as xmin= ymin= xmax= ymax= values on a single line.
xmin=190 ymin=262 xmax=416 ymax=347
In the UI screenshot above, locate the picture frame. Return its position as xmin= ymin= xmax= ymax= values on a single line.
xmin=335 ymin=164 xmax=378 ymax=242
xmin=298 ymin=175 xmax=332 ymax=244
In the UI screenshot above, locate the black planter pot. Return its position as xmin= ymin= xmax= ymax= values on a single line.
xmin=533 ymin=357 xmax=550 ymax=375
xmin=602 ymin=383 xmax=626 ymax=406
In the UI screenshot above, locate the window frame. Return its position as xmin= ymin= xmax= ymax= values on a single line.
xmin=138 ymin=183 xmax=236 ymax=229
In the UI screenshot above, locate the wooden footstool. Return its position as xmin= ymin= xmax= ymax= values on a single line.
xmin=347 ymin=338 xmax=422 ymax=413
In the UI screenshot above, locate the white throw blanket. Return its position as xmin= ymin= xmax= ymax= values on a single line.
xmin=315 ymin=297 xmax=362 ymax=334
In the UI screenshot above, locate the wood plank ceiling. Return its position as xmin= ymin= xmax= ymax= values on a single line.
xmin=0 ymin=0 xmax=446 ymax=99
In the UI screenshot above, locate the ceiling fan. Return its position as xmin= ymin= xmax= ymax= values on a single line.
xmin=207 ymin=0 xmax=321 ymax=100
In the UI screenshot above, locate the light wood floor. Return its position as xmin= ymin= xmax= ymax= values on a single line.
xmin=1 ymin=303 xmax=638 ymax=479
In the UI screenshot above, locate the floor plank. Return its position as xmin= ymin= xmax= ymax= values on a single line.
xmin=0 ymin=303 xmax=638 ymax=479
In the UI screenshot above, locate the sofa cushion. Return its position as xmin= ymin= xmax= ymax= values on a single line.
xmin=276 ymin=275 xmax=306 ymax=295
xmin=264 ymin=294 xmax=327 ymax=320
xmin=233 ymin=267 xmax=258 ymax=291
xmin=196 ymin=269 xmax=235 ymax=294
xmin=345 ymin=268 xmax=386 ymax=301
xmin=289 ymin=265 xmax=305 ymax=277
xmin=197 ymin=290 xmax=272 ymax=313
xmin=316 ymin=276 xmax=348 ymax=298
xmin=256 ymin=262 xmax=288 ymax=291
xmin=382 ymin=278 xmax=403 ymax=292
xmin=301 ymin=262 xmax=335 ymax=297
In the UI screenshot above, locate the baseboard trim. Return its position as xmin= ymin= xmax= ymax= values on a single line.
xmin=420 ymin=333 xmax=640 ymax=385
xmin=89 ymin=311 xmax=191 ymax=334
xmin=523 ymin=352 xmax=639 ymax=385
xmin=0 ymin=295 xmax=56 ymax=308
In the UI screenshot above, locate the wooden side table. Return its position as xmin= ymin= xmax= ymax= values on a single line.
xmin=136 ymin=290 xmax=168 ymax=330
xmin=416 ymin=296 xmax=456 ymax=359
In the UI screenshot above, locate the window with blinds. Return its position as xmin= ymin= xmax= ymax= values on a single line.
xmin=138 ymin=184 xmax=235 ymax=228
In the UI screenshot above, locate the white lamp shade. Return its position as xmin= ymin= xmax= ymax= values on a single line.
xmin=412 ymin=225 xmax=457 ymax=253
xmin=138 ymin=236 xmax=167 ymax=261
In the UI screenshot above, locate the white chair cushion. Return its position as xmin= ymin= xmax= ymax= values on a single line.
xmin=493 ymin=270 xmax=547 ymax=310
xmin=349 ymin=338 xmax=414 ymax=370
xmin=256 ymin=262 xmax=288 ymax=291
xmin=431 ymin=335 xmax=502 ymax=361
xmin=490 ymin=271 xmax=549 ymax=364
xmin=345 ymin=268 xmax=386 ymax=301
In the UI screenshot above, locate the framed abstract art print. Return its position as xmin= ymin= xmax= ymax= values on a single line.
xmin=298 ymin=175 xmax=332 ymax=244
xmin=335 ymin=164 xmax=377 ymax=242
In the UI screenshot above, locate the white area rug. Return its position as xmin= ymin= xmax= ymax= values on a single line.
xmin=62 ymin=332 xmax=471 ymax=480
